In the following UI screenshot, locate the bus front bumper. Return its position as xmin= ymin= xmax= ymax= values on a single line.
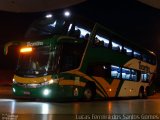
xmin=12 ymin=84 xmax=83 ymax=100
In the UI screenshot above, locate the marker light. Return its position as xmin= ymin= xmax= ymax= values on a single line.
xmin=20 ymin=47 xmax=32 ymax=53
xmin=13 ymin=79 xmax=17 ymax=84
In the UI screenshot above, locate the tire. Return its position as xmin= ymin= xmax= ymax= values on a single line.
xmin=83 ymin=87 xmax=94 ymax=101
xmin=138 ymin=88 xmax=145 ymax=99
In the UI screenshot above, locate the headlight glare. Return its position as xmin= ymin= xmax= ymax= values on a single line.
xmin=43 ymin=89 xmax=50 ymax=96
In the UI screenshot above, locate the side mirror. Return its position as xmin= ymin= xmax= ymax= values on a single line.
xmin=4 ymin=41 xmax=21 ymax=55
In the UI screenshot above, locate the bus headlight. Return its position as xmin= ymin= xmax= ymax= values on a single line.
xmin=50 ymin=79 xmax=59 ymax=84
xmin=43 ymin=89 xmax=51 ymax=96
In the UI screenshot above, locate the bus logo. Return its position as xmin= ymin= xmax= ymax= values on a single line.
xmin=27 ymin=41 xmax=43 ymax=46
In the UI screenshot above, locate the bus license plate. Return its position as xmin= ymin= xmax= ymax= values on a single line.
xmin=24 ymin=91 xmax=30 ymax=95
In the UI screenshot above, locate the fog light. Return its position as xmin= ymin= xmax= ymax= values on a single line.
xmin=43 ymin=89 xmax=50 ymax=96
xmin=13 ymin=88 xmax=16 ymax=93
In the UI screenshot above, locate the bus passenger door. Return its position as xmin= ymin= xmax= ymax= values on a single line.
xmin=86 ymin=64 xmax=120 ymax=98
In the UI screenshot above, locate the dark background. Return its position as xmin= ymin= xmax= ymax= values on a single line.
xmin=0 ymin=0 xmax=159 ymax=78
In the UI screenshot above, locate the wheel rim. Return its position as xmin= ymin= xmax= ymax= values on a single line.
xmin=84 ymin=88 xmax=92 ymax=99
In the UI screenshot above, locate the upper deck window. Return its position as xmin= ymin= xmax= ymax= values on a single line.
xmin=134 ymin=51 xmax=141 ymax=59
xmin=124 ymin=47 xmax=132 ymax=56
xmin=75 ymin=26 xmax=90 ymax=39
xmin=142 ymin=54 xmax=147 ymax=62
xmin=95 ymin=35 xmax=109 ymax=47
xmin=112 ymin=42 xmax=122 ymax=52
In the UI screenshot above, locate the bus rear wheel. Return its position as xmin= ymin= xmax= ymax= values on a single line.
xmin=138 ymin=87 xmax=145 ymax=99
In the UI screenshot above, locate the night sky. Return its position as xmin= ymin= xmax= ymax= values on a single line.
xmin=0 ymin=0 xmax=159 ymax=70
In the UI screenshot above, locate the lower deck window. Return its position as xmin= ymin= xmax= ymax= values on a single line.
xmin=131 ymin=70 xmax=137 ymax=81
xmin=141 ymin=73 xmax=150 ymax=82
xmin=87 ymin=64 xmax=139 ymax=82
xmin=122 ymin=68 xmax=131 ymax=80
xmin=111 ymin=65 xmax=121 ymax=78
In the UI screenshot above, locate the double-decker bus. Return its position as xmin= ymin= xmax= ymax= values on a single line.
xmin=4 ymin=10 xmax=157 ymax=100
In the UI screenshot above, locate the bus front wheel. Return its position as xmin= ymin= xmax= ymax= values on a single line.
xmin=84 ymin=87 xmax=93 ymax=100
xmin=83 ymin=83 xmax=96 ymax=101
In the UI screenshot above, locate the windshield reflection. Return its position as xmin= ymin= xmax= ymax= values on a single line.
xmin=16 ymin=46 xmax=57 ymax=77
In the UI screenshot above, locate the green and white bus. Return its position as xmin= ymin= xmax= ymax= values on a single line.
xmin=5 ymin=10 xmax=157 ymax=100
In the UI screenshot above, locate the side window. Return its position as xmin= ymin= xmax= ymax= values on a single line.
xmin=151 ymin=56 xmax=156 ymax=65
xmin=111 ymin=65 xmax=121 ymax=79
xmin=68 ymin=25 xmax=91 ymax=39
xmin=123 ymin=47 xmax=132 ymax=56
xmin=142 ymin=54 xmax=156 ymax=65
xmin=147 ymin=56 xmax=152 ymax=64
xmin=86 ymin=64 xmax=105 ymax=77
xmin=142 ymin=54 xmax=147 ymax=62
xmin=94 ymin=26 xmax=111 ymax=48
xmin=112 ymin=42 xmax=122 ymax=52
xmin=122 ymin=68 xmax=131 ymax=80
xmin=86 ymin=64 xmax=111 ymax=78
xmin=94 ymin=65 xmax=105 ymax=77
xmin=133 ymin=51 xmax=141 ymax=59
xmin=141 ymin=72 xmax=150 ymax=82
xmin=95 ymin=35 xmax=110 ymax=48
xmin=60 ymin=43 xmax=86 ymax=72
xmin=137 ymin=71 xmax=141 ymax=82
xmin=148 ymin=55 xmax=156 ymax=65
xmin=131 ymin=69 xmax=137 ymax=81
xmin=75 ymin=26 xmax=90 ymax=39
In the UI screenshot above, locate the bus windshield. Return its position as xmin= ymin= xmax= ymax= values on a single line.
xmin=16 ymin=45 xmax=60 ymax=77
xmin=16 ymin=41 xmax=87 ymax=77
